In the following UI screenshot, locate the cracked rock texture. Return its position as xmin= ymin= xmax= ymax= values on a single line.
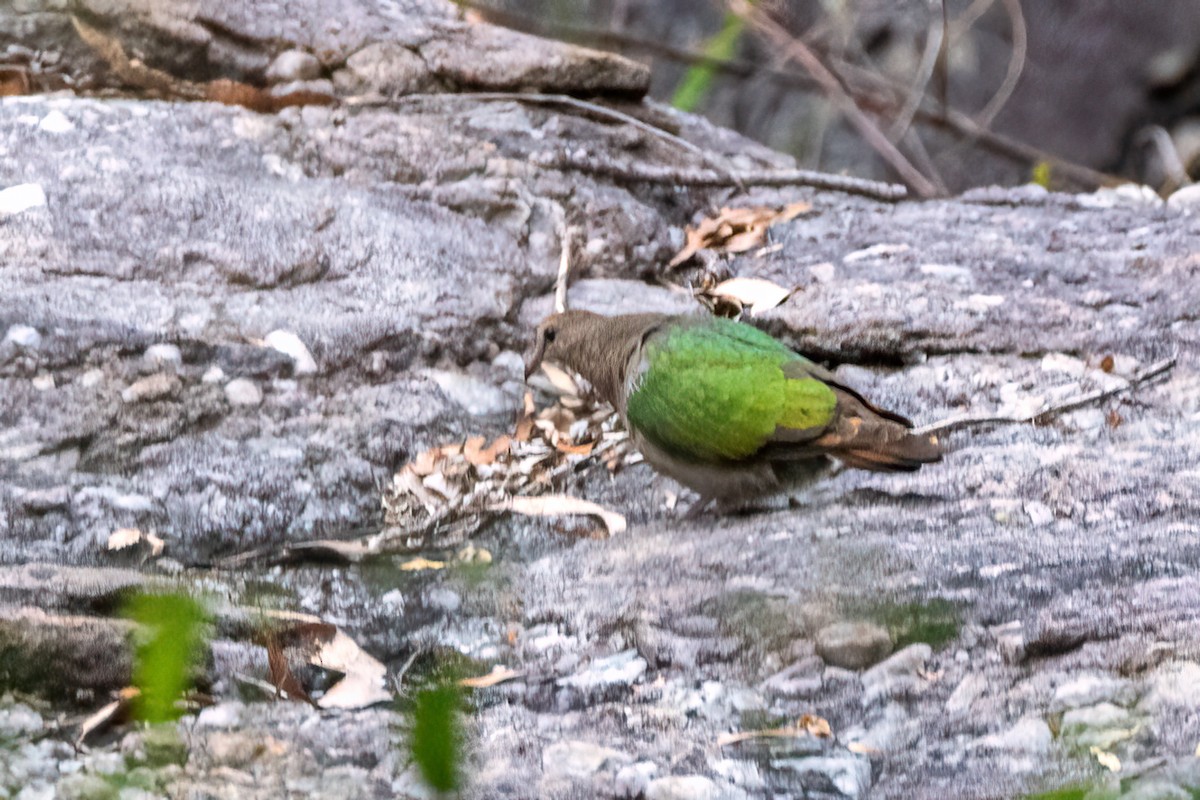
xmin=3 ymin=1 xmax=1200 ymax=799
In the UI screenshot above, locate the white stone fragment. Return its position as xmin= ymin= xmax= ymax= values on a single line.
xmin=224 ymin=378 xmax=263 ymax=407
xmin=264 ymin=329 xmax=318 ymax=375
xmin=38 ymin=110 xmax=74 ymax=134
xmin=3 ymin=325 xmax=41 ymax=348
xmin=0 ymin=183 xmax=47 ymax=217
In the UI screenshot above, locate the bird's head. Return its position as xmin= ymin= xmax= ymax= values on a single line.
xmin=523 ymin=310 xmax=601 ymax=380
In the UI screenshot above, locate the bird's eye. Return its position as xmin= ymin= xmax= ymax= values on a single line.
xmin=544 ymin=328 xmax=557 ymax=343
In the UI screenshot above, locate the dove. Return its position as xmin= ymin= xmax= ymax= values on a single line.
xmin=525 ymin=311 xmax=941 ymax=515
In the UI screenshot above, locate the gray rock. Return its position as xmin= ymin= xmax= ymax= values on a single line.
xmin=1138 ymin=662 xmax=1200 ymax=711
xmin=0 ymin=703 xmax=43 ymax=739
xmin=771 ymin=755 xmax=872 ymax=799
xmin=223 ymin=378 xmax=263 ymax=407
xmin=542 ymin=740 xmax=632 ymax=780
xmin=614 ymin=761 xmax=658 ymax=798
xmin=815 ymin=622 xmax=893 ymax=670
xmin=645 ymin=775 xmax=722 ymax=800
xmin=861 ymin=644 xmax=933 ymax=705
xmin=1052 ymin=672 xmax=1132 ymax=709
xmin=971 ymin=715 xmax=1053 ymax=754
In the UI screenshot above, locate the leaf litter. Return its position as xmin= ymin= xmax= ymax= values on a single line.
xmin=376 ymin=370 xmax=633 ymax=552
xmin=669 ymin=201 xmax=813 ymax=268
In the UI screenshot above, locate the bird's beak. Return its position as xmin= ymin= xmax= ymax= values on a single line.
xmin=524 ymin=337 xmax=547 ymax=382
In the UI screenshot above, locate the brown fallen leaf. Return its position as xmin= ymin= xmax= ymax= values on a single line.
xmin=77 ymin=687 xmax=139 ymax=747
xmin=399 ymin=557 xmax=447 ymax=571
xmin=1100 ymin=354 xmax=1115 ymax=373
xmin=669 ymin=202 xmax=814 ymax=267
xmin=492 ymin=494 xmax=626 ymax=537
xmin=716 ymin=714 xmax=834 ymax=747
xmin=260 ymin=612 xmax=390 ymax=710
xmin=0 ymin=67 xmax=30 ymax=97
xmin=266 ymin=631 xmax=313 ymax=704
xmin=555 ymin=439 xmax=596 ymax=456
xmin=458 ymin=666 xmax=524 ymax=689
xmin=799 ymin=713 xmax=833 ymax=738
xmin=465 ymin=435 xmax=511 ymax=466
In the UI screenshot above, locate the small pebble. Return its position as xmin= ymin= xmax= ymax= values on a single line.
xmin=224 ymin=378 xmax=263 ymax=407
xmin=815 ymin=621 xmax=893 ymax=670
xmin=121 ymin=373 xmax=180 ymax=403
xmin=3 ymin=324 xmax=41 ymax=349
xmin=143 ymin=343 xmax=182 ymax=372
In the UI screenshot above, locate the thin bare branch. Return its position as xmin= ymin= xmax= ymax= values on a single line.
xmin=914 ymin=356 xmax=1176 ymax=437
xmin=731 ymin=0 xmax=940 ymax=198
xmin=528 ymin=151 xmax=909 ymax=200
xmin=555 ymin=223 xmax=574 ymax=313
xmin=974 ymin=0 xmax=1027 ymax=129
xmin=889 ymin=0 xmax=946 ymax=141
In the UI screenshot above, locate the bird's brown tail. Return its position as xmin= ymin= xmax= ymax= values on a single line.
xmin=814 ymin=388 xmax=943 ymax=473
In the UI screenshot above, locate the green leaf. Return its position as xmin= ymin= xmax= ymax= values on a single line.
xmin=410 ymin=683 xmax=464 ymax=792
xmin=672 ymin=12 xmax=745 ymax=112
xmin=124 ymin=592 xmax=209 ymax=723
xmin=1031 ymin=160 xmax=1052 ymax=189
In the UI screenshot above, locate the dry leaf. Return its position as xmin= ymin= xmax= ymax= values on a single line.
xmin=847 ymin=741 xmax=882 ymax=755
xmin=1090 ymin=746 xmax=1121 ymax=772
xmin=458 ymin=666 xmax=523 ymax=689
xmin=260 ymin=613 xmax=390 ymax=710
xmin=311 ymin=630 xmax=391 ymax=709
xmin=107 ymin=528 xmax=143 ymax=551
xmin=538 ymin=362 xmax=582 ymax=397
xmin=409 ymin=449 xmax=441 ymax=477
xmin=799 ymin=714 xmax=833 ymax=738
xmin=456 ymin=544 xmax=492 ymax=564
xmin=555 ymin=439 xmax=596 ymax=456
xmin=399 ymin=557 xmax=446 ymax=571
xmin=669 ymin=203 xmax=814 ymax=267
xmin=287 ymin=539 xmax=374 ymax=563
xmin=705 ymin=277 xmax=794 ymax=316
xmin=143 ymin=532 xmax=165 ymax=556
xmin=493 ymin=494 xmax=626 ymax=536
xmin=716 ymin=714 xmax=833 ymax=747
xmin=465 ymin=435 xmax=511 ymax=466
xmin=77 ymin=687 xmax=139 ymax=747
xmin=1100 ymin=354 xmax=1115 ymax=373
xmin=266 ymin=631 xmax=312 ymax=704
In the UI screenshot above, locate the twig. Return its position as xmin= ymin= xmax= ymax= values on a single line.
xmin=974 ymin=0 xmax=1027 ymax=129
xmin=529 ymin=152 xmax=908 ymax=200
xmin=889 ymin=0 xmax=946 ymax=141
xmin=733 ymin=0 xmax=940 ymax=198
xmin=914 ymin=356 xmax=1176 ymax=437
xmin=388 ymin=91 xmax=744 ymax=183
xmin=452 ymin=0 xmax=1117 ymax=190
xmin=555 ymin=223 xmax=574 ymax=313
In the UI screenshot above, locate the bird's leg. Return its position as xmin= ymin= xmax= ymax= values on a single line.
xmin=682 ymin=495 xmax=715 ymax=520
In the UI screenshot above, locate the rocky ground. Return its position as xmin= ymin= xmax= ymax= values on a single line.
xmin=3 ymin=1 xmax=1200 ymax=799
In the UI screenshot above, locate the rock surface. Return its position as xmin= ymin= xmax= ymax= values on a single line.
xmin=2 ymin=1 xmax=1200 ymax=799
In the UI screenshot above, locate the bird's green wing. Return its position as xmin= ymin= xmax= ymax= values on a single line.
xmin=625 ymin=318 xmax=837 ymax=462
